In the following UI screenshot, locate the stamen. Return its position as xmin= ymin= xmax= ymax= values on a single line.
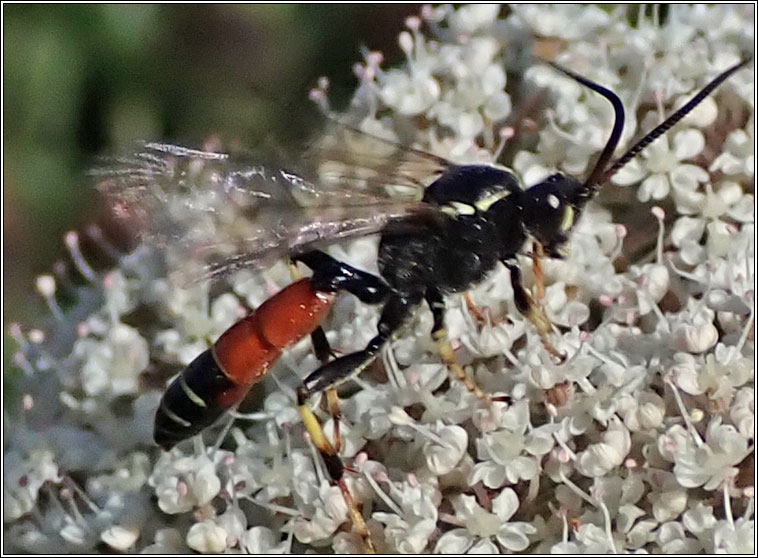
xmin=724 ymin=306 xmax=754 ymax=366
xmin=22 ymin=394 xmax=34 ymax=411
xmin=9 ymin=323 xmax=28 ymax=351
xmin=243 ymin=494 xmax=301 ymax=517
xmin=723 ymin=482 xmax=734 ymax=528
xmin=651 ymin=207 xmax=665 ymax=264
xmin=304 ymin=432 xmax=328 ymax=486
xmin=60 ymin=485 xmax=92 ymax=530
xmin=663 ymin=374 xmax=704 ymax=447
xmin=228 ymin=410 xmax=271 ymax=421
xmin=65 ymin=231 xmax=97 ymax=282
xmin=388 ymin=407 xmax=456 ymax=449
xmin=86 ymin=225 xmax=121 ymax=260
xmin=560 ymin=510 xmax=569 ymax=543
xmin=553 ymin=432 xmax=578 ymax=460
xmin=212 ymin=415 xmax=236 ymax=453
xmin=559 ymin=471 xmax=617 ymax=553
xmin=36 ymin=275 xmax=63 ymax=321
xmin=52 ymin=261 xmax=75 ymax=292
xmin=492 ymin=126 xmax=515 ymax=163
xmin=382 ymin=344 xmax=405 ymax=389
xmin=742 ymin=492 xmax=754 ymax=520
xmin=362 ymin=469 xmax=403 ymax=516
xmin=439 ymin=512 xmax=466 ymax=527
xmin=405 ymin=15 xmax=421 ymax=32
xmin=64 ymin=477 xmax=100 ymax=514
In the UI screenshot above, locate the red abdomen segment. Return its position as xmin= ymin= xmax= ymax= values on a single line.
xmin=154 ymin=279 xmax=334 ymax=449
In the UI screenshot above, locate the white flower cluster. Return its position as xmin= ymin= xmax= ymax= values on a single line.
xmin=6 ymin=4 xmax=754 ymax=554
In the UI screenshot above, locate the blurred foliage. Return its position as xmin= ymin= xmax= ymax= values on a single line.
xmin=3 ymin=5 xmax=419 ymax=336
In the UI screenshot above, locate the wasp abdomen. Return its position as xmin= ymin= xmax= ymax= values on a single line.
xmin=154 ymin=348 xmax=242 ymax=449
xmin=154 ymin=278 xmax=335 ymax=449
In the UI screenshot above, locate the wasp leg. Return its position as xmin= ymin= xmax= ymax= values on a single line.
xmin=298 ymin=398 xmax=374 ymax=552
xmin=531 ymin=240 xmax=546 ymax=302
xmin=299 ymin=295 xmax=415 ymax=396
xmin=306 ymin=327 xmax=343 ymax=453
xmin=297 ymin=295 xmax=413 ymax=554
xmin=464 ymin=292 xmax=489 ymax=324
xmin=294 ymin=246 xmax=397 ymax=445
xmin=325 ymin=388 xmax=343 ymax=453
xmin=292 ymin=256 xmax=406 ymax=552
xmin=426 ymin=288 xmax=491 ymax=402
xmin=506 ymin=261 xmax=566 ymax=362
xmin=289 ymin=261 xmax=342 ymax=450
xmin=294 ymin=250 xmax=390 ymax=304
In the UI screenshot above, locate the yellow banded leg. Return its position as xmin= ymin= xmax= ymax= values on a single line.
xmin=326 ymin=387 xmax=342 ymax=453
xmin=298 ymin=401 xmax=374 ymax=553
xmin=531 ymin=240 xmax=546 ymax=302
xmin=291 ymin=260 xmax=374 ymax=552
xmin=507 ymin=260 xmax=566 ymax=362
xmin=432 ymin=328 xmax=491 ymax=402
xmin=426 ymin=288 xmax=491 ymax=402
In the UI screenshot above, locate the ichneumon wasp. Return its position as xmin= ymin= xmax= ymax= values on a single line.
xmin=96 ymin=55 xmax=750 ymax=552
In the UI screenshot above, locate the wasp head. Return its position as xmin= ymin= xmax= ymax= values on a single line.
xmin=521 ymin=173 xmax=584 ymax=256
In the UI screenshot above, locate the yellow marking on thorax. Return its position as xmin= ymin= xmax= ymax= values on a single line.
xmin=475 ymin=189 xmax=511 ymax=212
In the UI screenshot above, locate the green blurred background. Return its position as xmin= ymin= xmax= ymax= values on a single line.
xmin=3 ymin=5 xmax=420 ymax=336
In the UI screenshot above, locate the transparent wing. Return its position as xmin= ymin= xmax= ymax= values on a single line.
xmin=93 ymin=127 xmax=451 ymax=282
xmin=200 ymin=202 xmax=437 ymax=280
xmin=301 ymin=117 xmax=453 ymax=198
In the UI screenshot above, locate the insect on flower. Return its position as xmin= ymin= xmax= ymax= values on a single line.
xmin=94 ymin=56 xmax=750 ymax=552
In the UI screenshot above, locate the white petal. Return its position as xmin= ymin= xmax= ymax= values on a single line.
xmin=434 ymin=529 xmax=475 ymax=554
xmin=678 ymin=240 xmax=706 ymax=266
xmin=186 ymin=521 xmax=228 ymax=554
xmin=101 ymin=525 xmax=139 ymax=551
xmin=484 ymin=92 xmax=512 ymax=121
xmin=240 ymin=526 xmax=287 ymax=554
xmin=670 ymin=164 xmax=709 ymax=191
xmin=683 ymin=503 xmax=717 ymax=535
xmin=612 ymin=158 xmax=646 ymax=185
xmin=680 ymin=95 xmax=718 ymax=128
xmin=726 ymin=194 xmax=755 ymax=223
xmin=193 ymin=463 xmax=221 ymax=506
xmin=643 ymin=264 xmax=670 ymax=302
xmin=467 ymin=538 xmax=499 ymax=554
xmin=424 ymin=425 xmax=468 ymax=475
xmin=638 ymin=173 xmax=670 ymax=202
xmin=710 ymin=152 xmax=744 ymax=175
xmin=524 ymin=426 xmax=555 ymax=456
xmin=616 ymin=504 xmax=646 ymax=534
xmin=652 ymin=489 xmax=688 ymax=522
xmin=671 ymin=217 xmax=705 ymax=247
xmin=469 ymin=461 xmax=507 ymax=489
xmin=496 ymin=522 xmax=536 ymax=551
xmin=491 ymin=487 xmax=519 ymax=521
xmin=672 ymin=322 xmax=718 ymax=353
xmin=673 ymin=129 xmax=705 ymax=160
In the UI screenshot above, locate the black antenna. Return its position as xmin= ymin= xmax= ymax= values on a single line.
xmin=544 ymin=60 xmax=626 ymax=199
xmin=544 ymin=56 xmax=751 ymax=199
xmin=601 ymin=57 xmax=752 ymax=183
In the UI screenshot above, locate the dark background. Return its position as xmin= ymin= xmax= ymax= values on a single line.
xmin=3 ymin=5 xmax=420 ymax=346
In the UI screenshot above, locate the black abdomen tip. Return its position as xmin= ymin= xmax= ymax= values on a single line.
xmin=153 ymin=349 xmax=234 ymax=449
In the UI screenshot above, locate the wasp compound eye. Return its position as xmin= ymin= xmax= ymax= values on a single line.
xmin=522 ymin=174 xmax=582 ymax=246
